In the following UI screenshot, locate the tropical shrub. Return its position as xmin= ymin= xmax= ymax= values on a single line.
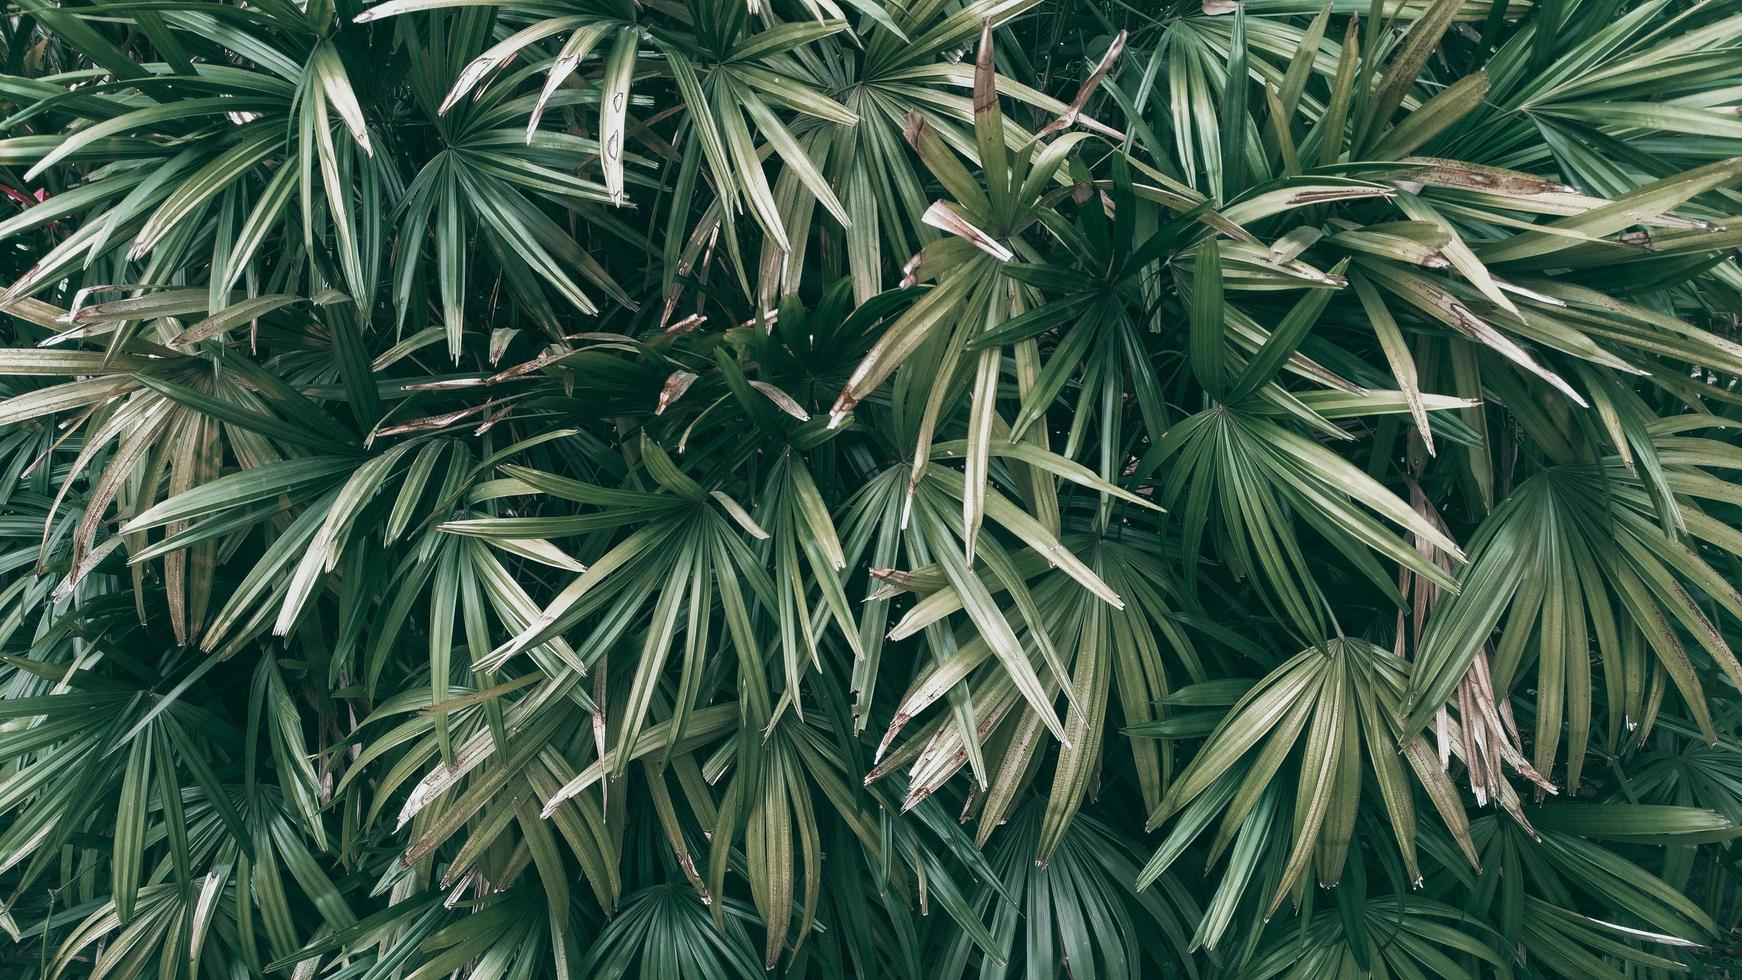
xmin=1 ymin=0 xmax=1741 ymax=976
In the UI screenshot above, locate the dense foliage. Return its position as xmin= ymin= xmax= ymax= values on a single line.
xmin=3 ymin=0 xmax=1742 ymax=975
